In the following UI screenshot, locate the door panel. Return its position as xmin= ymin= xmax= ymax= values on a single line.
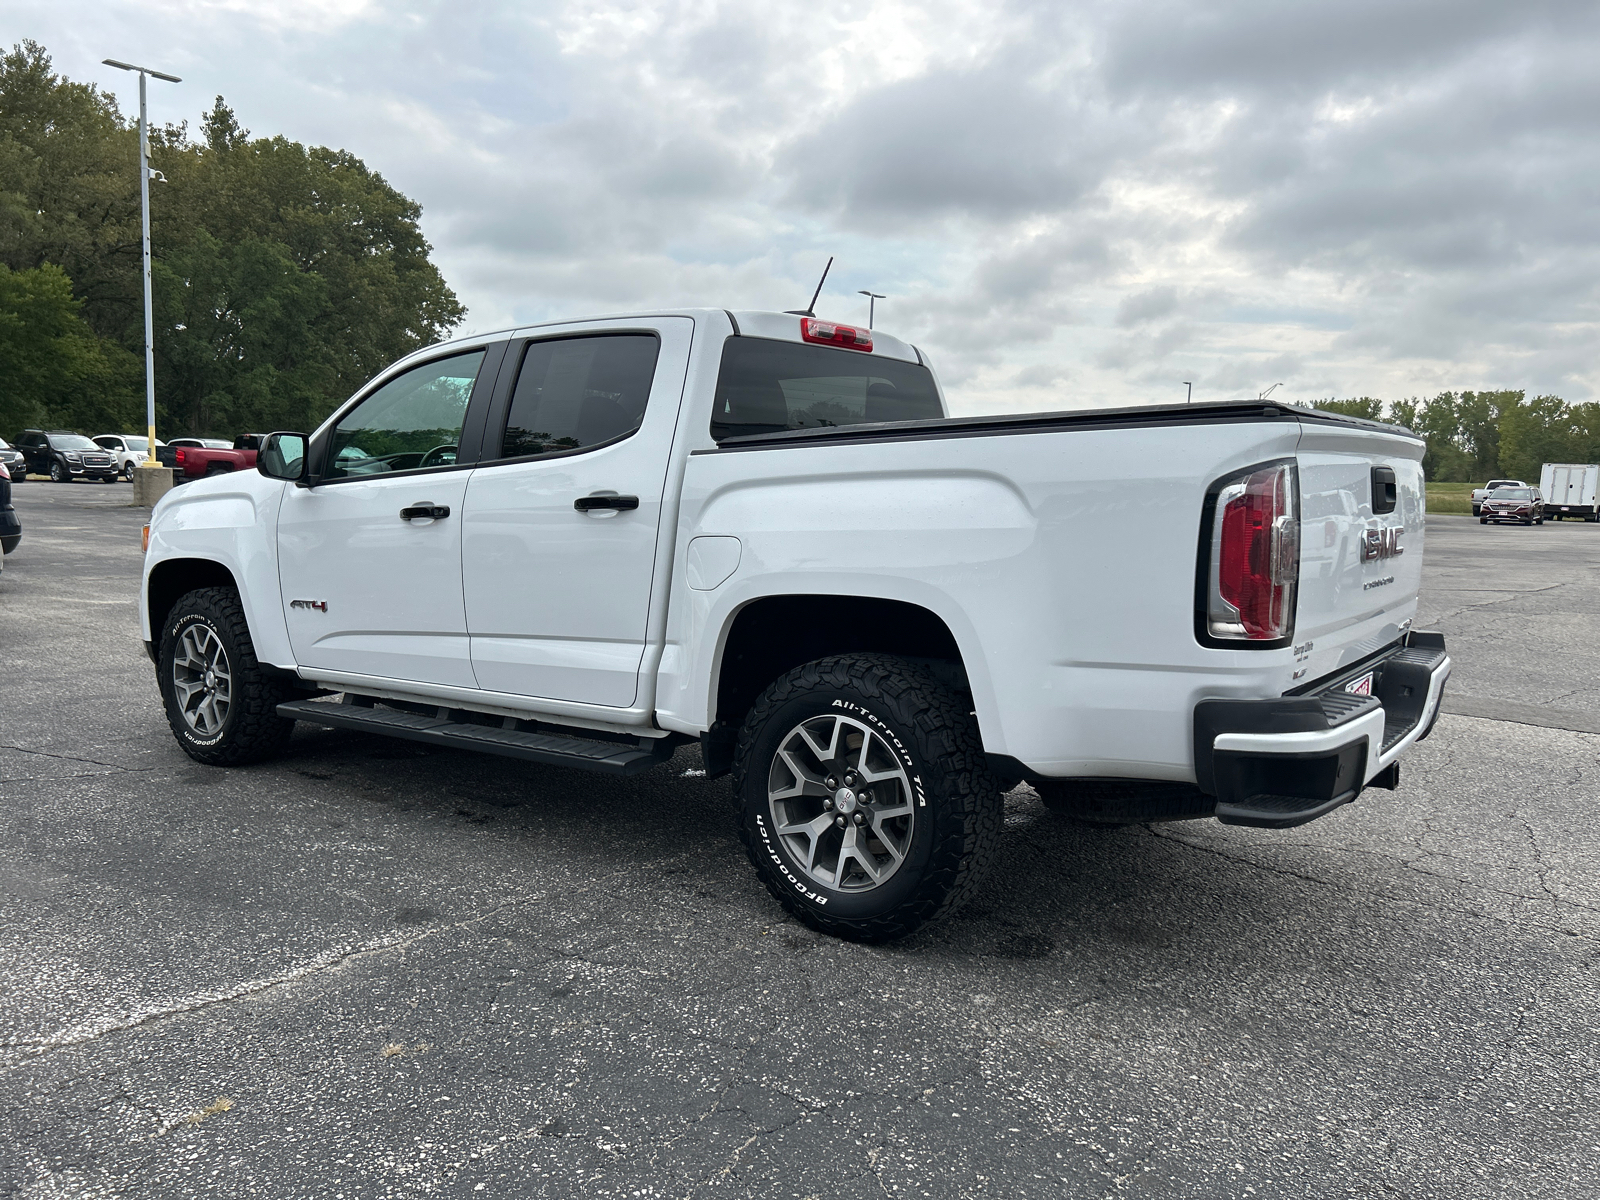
xmin=463 ymin=319 xmax=693 ymax=707
xmin=277 ymin=347 xmax=496 ymax=687
xmin=278 ymin=473 xmax=474 ymax=685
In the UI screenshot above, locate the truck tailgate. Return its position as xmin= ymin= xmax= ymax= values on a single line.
xmin=1293 ymin=420 xmax=1426 ymax=687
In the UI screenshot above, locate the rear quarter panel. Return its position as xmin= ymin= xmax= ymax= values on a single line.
xmin=656 ymin=414 xmax=1308 ymax=780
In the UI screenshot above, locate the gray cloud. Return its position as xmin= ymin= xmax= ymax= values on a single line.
xmin=18 ymin=0 xmax=1600 ymax=409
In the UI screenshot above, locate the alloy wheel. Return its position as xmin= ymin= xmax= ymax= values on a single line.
xmin=767 ymin=713 xmax=916 ymax=892
xmin=171 ymin=623 xmax=233 ymax=737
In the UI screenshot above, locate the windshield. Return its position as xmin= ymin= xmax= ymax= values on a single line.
xmin=124 ymin=436 xmax=149 ymax=451
xmin=1491 ymin=488 xmax=1533 ymax=500
xmin=52 ymin=434 xmax=99 ymax=451
xmin=711 ymin=338 xmax=944 ymax=441
xmin=0 ymin=438 xmax=10 ymax=450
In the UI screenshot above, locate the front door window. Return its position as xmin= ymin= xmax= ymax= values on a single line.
xmin=325 ymin=351 xmax=484 ymax=479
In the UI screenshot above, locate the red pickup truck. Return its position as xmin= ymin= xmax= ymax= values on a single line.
xmin=161 ymin=435 xmax=265 ymax=480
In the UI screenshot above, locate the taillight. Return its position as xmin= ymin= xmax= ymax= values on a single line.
xmin=800 ymin=318 xmax=872 ymax=352
xmin=175 ymin=447 xmax=186 ymax=465
xmin=1201 ymin=460 xmax=1298 ymax=644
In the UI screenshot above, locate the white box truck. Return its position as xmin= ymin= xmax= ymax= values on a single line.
xmin=1539 ymin=463 xmax=1600 ymax=521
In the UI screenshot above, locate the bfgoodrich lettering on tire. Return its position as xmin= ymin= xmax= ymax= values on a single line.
xmin=158 ymin=586 xmax=295 ymax=766
xmin=733 ymin=654 xmax=1003 ymax=943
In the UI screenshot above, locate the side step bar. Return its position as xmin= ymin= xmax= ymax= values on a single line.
xmin=277 ymin=698 xmax=677 ymax=775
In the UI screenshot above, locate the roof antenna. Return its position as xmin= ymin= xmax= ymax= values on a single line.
xmin=785 ymin=256 xmax=833 ymax=317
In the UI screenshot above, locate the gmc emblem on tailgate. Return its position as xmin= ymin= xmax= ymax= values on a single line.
xmin=1361 ymin=527 xmax=1404 ymax=562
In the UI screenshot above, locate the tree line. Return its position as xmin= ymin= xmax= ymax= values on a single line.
xmin=1313 ymin=392 xmax=1600 ymax=484
xmin=0 ymin=40 xmax=462 ymax=441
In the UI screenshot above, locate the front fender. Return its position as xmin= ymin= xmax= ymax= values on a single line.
xmin=142 ymin=472 xmax=294 ymax=669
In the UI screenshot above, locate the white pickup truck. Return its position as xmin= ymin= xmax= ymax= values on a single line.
xmin=140 ymin=308 xmax=1450 ymax=941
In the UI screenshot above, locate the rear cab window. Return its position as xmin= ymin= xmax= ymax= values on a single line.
xmin=494 ymin=334 xmax=660 ymax=461
xmin=711 ymin=338 xmax=943 ymax=442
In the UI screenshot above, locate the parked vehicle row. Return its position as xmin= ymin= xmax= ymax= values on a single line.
xmin=11 ymin=430 xmax=120 ymax=482
xmin=0 ymin=431 xmax=264 ymax=483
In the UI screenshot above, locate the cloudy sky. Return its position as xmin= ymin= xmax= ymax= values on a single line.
xmin=10 ymin=0 xmax=1600 ymax=412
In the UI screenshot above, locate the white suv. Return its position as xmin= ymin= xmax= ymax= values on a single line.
xmin=94 ymin=434 xmax=164 ymax=480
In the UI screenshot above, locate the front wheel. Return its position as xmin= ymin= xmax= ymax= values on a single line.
xmin=49 ymin=461 xmax=66 ymax=483
xmin=123 ymin=462 xmax=137 ymax=481
xmin=1480 ymin=517 xmax=1489 ymax=524
xmin=733 ymin=654 xmax=1003 ymax=943
xmin=158 ymin=587 xmax=295 ymax=766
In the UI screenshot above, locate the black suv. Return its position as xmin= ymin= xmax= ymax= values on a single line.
xmin=15 ymin=430 xmax=120 ymax=483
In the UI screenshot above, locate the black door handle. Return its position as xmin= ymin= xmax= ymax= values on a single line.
xmin=574 ymin=494 xmax=639 ymax=512
xmin=400 ymin=503 xmax=451 ymax=521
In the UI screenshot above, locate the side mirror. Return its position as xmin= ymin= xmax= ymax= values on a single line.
xmin=258 ymin=431 xmax=309 ymax=482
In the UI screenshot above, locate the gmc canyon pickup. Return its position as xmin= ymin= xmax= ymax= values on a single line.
xmin=140 ymin=308 xmax=1450 ymax=941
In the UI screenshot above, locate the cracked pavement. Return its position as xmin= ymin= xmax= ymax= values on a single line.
xmin=1 ymin=484 xmax=1597 ymax=1198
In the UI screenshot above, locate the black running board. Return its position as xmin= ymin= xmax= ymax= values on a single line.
xmin=277 ymin=698 xmax=676 ymax=775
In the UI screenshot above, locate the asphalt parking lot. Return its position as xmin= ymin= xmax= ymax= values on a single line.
xmin=2 ymin=481 xmax=1597 ymax=1199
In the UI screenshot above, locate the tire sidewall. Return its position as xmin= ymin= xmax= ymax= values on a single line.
xmin=739 ymin=682 xmax=945 ymax=924
xmin=159 ymin=605 xmax=239 ymax=752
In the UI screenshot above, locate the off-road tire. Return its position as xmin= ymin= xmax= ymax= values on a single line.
xmin=158 ymin=586 xmax=295 ymax=766
xmin=733 ymin=654 xmax=1004 ymax=943
xmin=1032 ymin=779 xmax=1214 ymax=827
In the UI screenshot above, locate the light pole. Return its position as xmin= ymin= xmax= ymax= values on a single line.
xmin=1183 ymin=381 xmax=1192 ymax=404
xmin=1258 ymin=382 xmax=1283 ymax=402
xmin=858 ymin=290 xmax=885 ymax=328
xmin=103 ymin=58 xmax=180 ymax=466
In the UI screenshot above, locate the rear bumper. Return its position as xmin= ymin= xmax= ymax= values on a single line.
xmin=1193 ymin=633 xmax=1450 ymax=828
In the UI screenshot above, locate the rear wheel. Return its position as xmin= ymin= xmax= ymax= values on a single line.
xmin=205 ymin=464 xmax=230 ymax=477
xmin=734 ymin=654 xmax=1003 ymax=943
xmin=158 ymin=587 xmax=295 ymax=766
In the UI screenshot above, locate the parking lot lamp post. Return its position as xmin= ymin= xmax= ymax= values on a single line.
xmin=858 ymin=290 xmax=885 ymax=328
xmin=1258 ymin=382 xmax=1283 ymax=402
xmin=103 ymin=58 xmax=181 ymax=465
xmin=1184 ymin=381 xmax=1192 ymax=404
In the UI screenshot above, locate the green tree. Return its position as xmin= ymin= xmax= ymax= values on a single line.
xmin=1497 ymin=394 xmax=1574 ymax=482
xmin=1455 ymin=390 xmax=1521 ymax=480
xmin=0 ymin=261 xmax=140 ymax=437
xmin=1 ymin=45 xmax=465 ymax=438
xmin=0 ymin=41 xmax=144 ymax=344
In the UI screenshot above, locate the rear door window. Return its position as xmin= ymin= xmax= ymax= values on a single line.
xmin=711 ymin=338 xmax=943 ymax=442
xmin=493 ymin=334 xmax=661 ymax=460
